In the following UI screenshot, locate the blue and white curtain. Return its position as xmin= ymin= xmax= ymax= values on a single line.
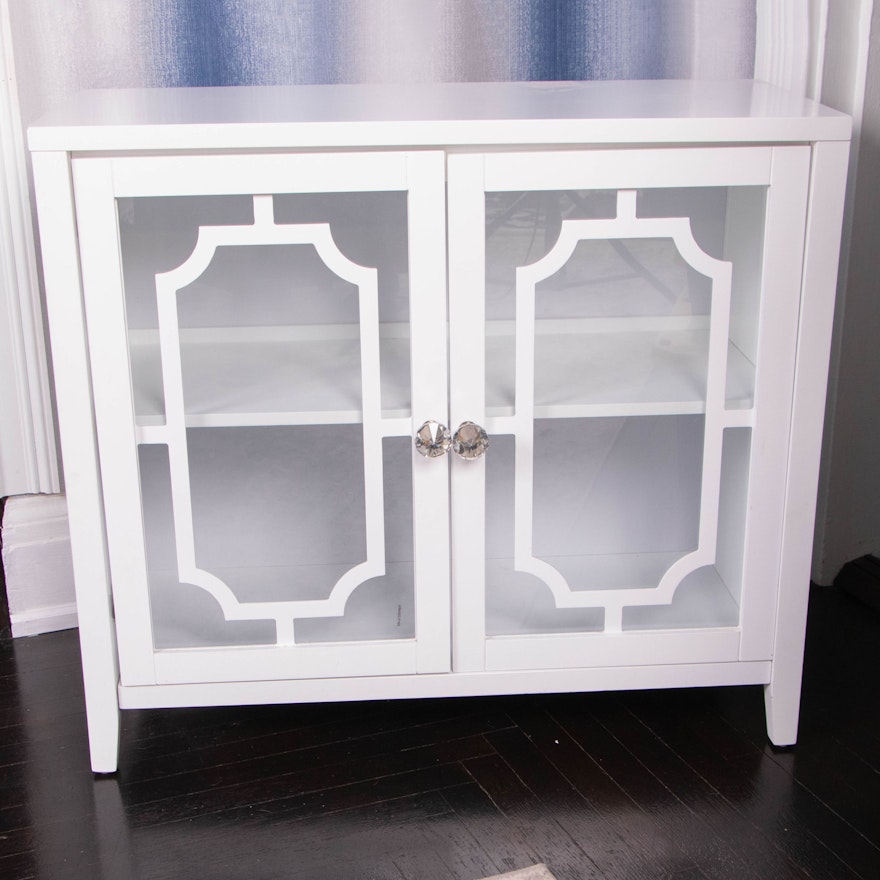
xmin=11 ymin=1 xmax=755 ymax=122
xmin=141 ymin=0 xmax=756 ymax=85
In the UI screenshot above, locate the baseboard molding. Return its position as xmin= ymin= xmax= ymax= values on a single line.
xmin=1 ymin=493 xmax=77 ymax=637
xmin=834 ymin=555 xmax=880 ymax=612
xmin=10 ymin=601 xmax=78 ymax=637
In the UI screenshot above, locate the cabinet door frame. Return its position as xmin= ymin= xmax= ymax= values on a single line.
xmin=73 ymin=149 xmax=451 ymax=686
xmin=448 ymin=145 xmax=812 ymax=673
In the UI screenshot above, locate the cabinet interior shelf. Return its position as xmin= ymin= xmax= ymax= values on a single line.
xmin=129 ymin=320 xmax=755 ymax=434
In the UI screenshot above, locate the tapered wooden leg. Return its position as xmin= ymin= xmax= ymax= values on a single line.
xmin=79 ymin=628 xmax=121 ymax=774
xmin=763 ymin=581 xmax=810 ymax=747
xmin=763 ymin=677 xmax=802 ymax=747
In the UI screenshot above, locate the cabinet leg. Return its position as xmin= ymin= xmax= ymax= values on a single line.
xmin=763 ymin=571 xmax=811 ymax=746
xmin=763 ymin=576 xmax=811 ymax=746
xmin=86 ymin=700 xmax=121 ymax=775
xmin=763 ymin=679 xmax=801 ymax=747
xmin=77 ymin=627 xmax=121 ymax=774
xmin=763 ymin=591 xmax=808 ymax=747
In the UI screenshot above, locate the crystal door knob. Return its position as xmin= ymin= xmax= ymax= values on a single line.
xmin=452 ymin=421 xmax=489 ymax=460
xmin=414 ymin=420 xmax=452 ymax=458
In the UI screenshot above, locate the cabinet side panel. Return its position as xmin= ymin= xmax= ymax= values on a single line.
xmin=765 ymin=139 xmax=850 ymax=745
xmin=738 ymin=146 xmax=812 ymax=662
xmin=72 ymin=157 xmax=156 ymax=686
xmin=30 ymin=151 xmax=120 ymax=772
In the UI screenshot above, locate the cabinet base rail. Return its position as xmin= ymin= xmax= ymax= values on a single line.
xmin=117 ymin=661 xmax=772 ymax=711
xmin=83 ymin=661 xmax=792 ymax=774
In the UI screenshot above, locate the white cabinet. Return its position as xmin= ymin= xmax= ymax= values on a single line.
xmin=29 ymin=81 xmax=851 ymax=772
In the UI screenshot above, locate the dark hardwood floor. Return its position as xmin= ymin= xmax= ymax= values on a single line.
xmin=0 ymin=585 xmax=878 ymax=880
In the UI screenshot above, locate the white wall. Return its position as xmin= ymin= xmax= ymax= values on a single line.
xmin=813 ymin=1 xmax=880 ymax=582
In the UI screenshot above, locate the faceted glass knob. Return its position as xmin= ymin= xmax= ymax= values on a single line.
xmin=453 ymin=421 xmax=489 ymax=460
xmin=414 ymin=420 xmax=452 ymax=458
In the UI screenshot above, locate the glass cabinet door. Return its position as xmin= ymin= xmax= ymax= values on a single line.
xmin=73 ymin=152 xmax=449 ymax=686
xmin=448 ymin=147 xmax=812 ymax=672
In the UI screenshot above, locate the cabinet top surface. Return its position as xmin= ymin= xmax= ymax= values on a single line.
xmin=28 ymin=79 xmax=851 ymax=152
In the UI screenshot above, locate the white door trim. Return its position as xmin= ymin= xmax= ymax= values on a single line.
xmin=0 ymin=0 xmax=58 ymax=497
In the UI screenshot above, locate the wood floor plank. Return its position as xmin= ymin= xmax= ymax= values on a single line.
xmin=0 ymin=661 xmax=83 ymax=707
xmin=120 ymin=704 xmax=513 ymax=783
xmin=587 ymin=696 xmax=812 ymax=880
xmin=0 ymin=727 xmax=91 ymax=814
xmin=132 ymin=790 xmax=469 ymax=880
xmin=440 ymin=781 xmax=555 ymax=878
xmin=831 ymin=728 xmax=880 ymax=775
xmin=509 ymin=700 xmax=706 ymax=878
xmin=119 ymin=713 xmax=502 ymax=804
xmin=0 ymin=700 xmax=86 ymax=740
xmin=0 ymin=800 xmax=31 ymax=837
xmin=387 ymin=798 xmax=501 ymax=880
xmin=8 ymin=629 xmax=80 ymax=674
xmin=29 ymin=788 xmax=453 ymax=880
xmin=124 ymin=738 xmax=489 ymax=826
xmin=463 ymin=751 xmax=608 ymax=880
xmin=487 ymin=713 xmax=706 ymax=880
xmin=0 ymin=823 xmax=34 ymax=861
xmin=0 ymin=726 xmax=88 ymax=774
xmin=120 ymin=694 xmax=483 ymax=750
xmin=766 ymin=738 xmax=880 ymax=845
xmin=623 ymin=690 xmax=869 ymax=880
xmin=0 ymin=849 xmax=37 ymax=880
xmin=548 ymin=695 xmax=760 ymax=880
xmin=559 ymin=693 xmax=799 ymax=879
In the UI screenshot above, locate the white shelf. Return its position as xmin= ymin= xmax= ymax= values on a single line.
xmin=130 ymin=320 xmax=754 ymax=434
xmin=486 ymin=325 xmax=755 ymax=419
xmin=130 ymin=328 xmax=412 ymax=431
